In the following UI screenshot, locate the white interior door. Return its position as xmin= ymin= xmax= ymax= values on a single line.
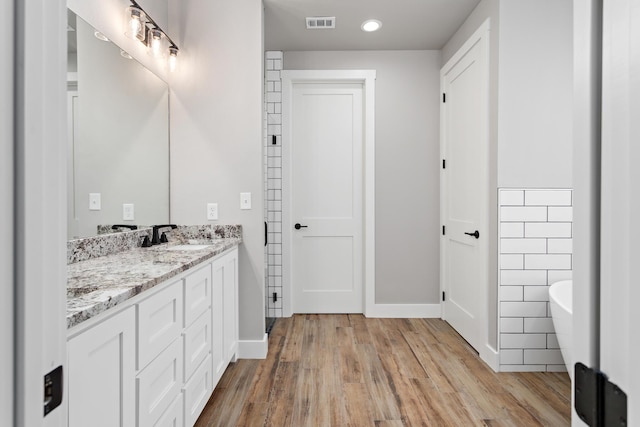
xmin=290 ymin=82 xmax=363 ymax=313
xmin=441 ymin=25 xmax=489 ymax=352
xmin=599 ymin=0 xmax=639 ymax=423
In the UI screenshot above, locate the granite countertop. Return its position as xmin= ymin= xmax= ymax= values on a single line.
xmin=67 ymin=238 xmax=241 ymax=329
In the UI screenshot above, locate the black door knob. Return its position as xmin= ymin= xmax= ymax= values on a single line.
xmin=464 ymin=230 xmax=480 ymax=239
xmin=294 ymin=223 xmax=308 ymax=230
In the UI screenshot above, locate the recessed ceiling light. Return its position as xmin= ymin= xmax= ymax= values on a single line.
xmin=361 ymin=19 xmax=382 ymax=32
xmin=94 ymin=31 xmax=109 ymax=42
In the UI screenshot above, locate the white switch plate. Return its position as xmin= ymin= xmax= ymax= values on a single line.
xmin=122 ymin=204 xmax=135 ymax=220
xmin=207 ymin=203 xmax=218 ymax=220
xmin=89 ymin=193 xmax=101 ymax=211
xmin=240 ymin=192 xmax=252 ymax=210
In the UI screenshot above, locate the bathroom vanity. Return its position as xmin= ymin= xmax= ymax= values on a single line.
xmin=65 ymin=230 xmax=241 ymax=427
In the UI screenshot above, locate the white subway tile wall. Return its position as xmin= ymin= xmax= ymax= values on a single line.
xmin=499 ymin=188 xmax=572 ymax=373
xmin=265 ymin=51 xmax=284 ymax=318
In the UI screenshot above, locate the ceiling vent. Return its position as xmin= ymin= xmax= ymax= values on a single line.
xmin=306 ymin=17 xmax=336 ymax=29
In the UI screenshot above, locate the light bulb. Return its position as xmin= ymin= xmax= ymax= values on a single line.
xmin=149 ymin=29 xmax=163 ymax=57
xmin=124 ymin=6 xmax=146 ymax=40
xmin=168 ymin=47 xmax=178 ymax=72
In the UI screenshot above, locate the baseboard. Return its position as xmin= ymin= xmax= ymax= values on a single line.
xmin=481 ymin=344 xmax=499 ymax=372
xmin=365 ymin=303 xmax=441 ymax=318
xmin=237 ymin=333 xmax=268 ymax=359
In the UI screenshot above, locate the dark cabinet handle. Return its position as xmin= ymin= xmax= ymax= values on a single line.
xmin=465 ymin=230 xmax=480 ymax=239
xmin=294 ymin=223 xmax=308 ymax=230
xmin=265 ymin=221 xmax=268 ymax=247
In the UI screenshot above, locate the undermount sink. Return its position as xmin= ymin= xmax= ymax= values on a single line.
xmin=165 ymin=244 xmax=212 ymax=251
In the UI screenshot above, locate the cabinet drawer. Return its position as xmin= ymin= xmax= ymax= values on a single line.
xmin=183 ymin=354 xmax=213 ymax=427
xmin=138 ymin=280 xmax=184 ymax=369
xmin=137 ymin=337 xmax=184 ymax=427
xmin=154 ymin=392 xmax=184 ymax=427
xmin=184 ymin=264 xmax=212 ymax=327
xmin=184 ymin=308 xmax=212 ymax=381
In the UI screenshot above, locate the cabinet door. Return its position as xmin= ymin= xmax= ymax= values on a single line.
xmin=68 ymin=307 xmax=135 ymax=427
xmin=211 ymin=258 xmax=225 ymax=386
xmin=183 ymin=354 xmax=213 ymax=427
xmin=184 ymin=308 xmax=211 ymax=381
xmin=222 ymin=249 xmax=238 ymax=363
xmin=184 ymin=263 xmax=211 ymax=327
xmin=154 ymin=393 xmax=184 ymax=427
xmin=137 ymin=337 xmax=184 ymax=427
xmin=138 ymin=280 xmax=184 ymax=369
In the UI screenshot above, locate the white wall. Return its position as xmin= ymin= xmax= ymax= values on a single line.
xmin=1 ymin=0 xmax=13 ymax=424
xmin=498 ymin=0 xmax=573 ymax=188
xmin=285 ymin=50 xmax=441 ymax=304
xmin=169 ymin=0 xmax=265 ymax=341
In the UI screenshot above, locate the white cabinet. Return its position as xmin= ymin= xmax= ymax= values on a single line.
xmin=154 ymin=394 xmax=184 ymax=427
xmin=184 ymin=264 xmax=211 ymax=327
xmin=211 ymin=248 xmax=238 ymax=385
xmin=138 ymin=280 xmax=184 ymax=369
xmin=68 ymin=307 xmax=135 ymax=427
xmin=68 ymin=247 xmax=239 ymax=427
xmin=183 ymin=354 xmax=213 ymax=427
xmin=137 ymin=337 xmax=184 ymax=427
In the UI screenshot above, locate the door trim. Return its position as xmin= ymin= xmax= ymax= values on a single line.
xmin=281 ymin=70 xmax=376 ymax=317
xmin=440 ymin=19 xmax=492 ymax=365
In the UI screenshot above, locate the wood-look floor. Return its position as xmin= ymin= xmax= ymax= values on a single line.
xmin=195 ymin=315 xmax=571 ymax=427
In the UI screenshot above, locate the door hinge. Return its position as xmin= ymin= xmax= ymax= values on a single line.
xmin=575 ymin=362 xmax=627 ymax=427
xmin=442 ymin=291 xmax=446 ymax=301
xmin=442 ymin=159 xmax=446 ymax=169
xmin=442 ymin=93 xmax=446 ymax=103
xmin=442 ymin=225 xmax=446 ymax=235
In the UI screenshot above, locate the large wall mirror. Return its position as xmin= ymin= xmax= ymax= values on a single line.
xmin=67 ymin=9 xmax=169 ymax=239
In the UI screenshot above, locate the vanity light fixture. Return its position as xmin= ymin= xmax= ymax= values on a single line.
xmin=124 ymin=5 xmax=146 ymax=41
xmin=168 ymin=47 xmax=179 ymax=72
xmin=361 ymin=19 xmax=382 ymax=32
xmin=123 ymin=0 xmax=180 ymax=71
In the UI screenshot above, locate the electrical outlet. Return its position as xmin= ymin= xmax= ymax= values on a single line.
xmin=207 ymin=203 xmax=218 ymax=220
xmin=122 ymin=203 xmax=135 ymax=220
xmin=89 ymin=193 xmax=101 ymax=211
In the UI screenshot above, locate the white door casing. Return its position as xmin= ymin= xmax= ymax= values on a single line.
xmin=291 ymin=83 xmax=363 ymax=313
xmin=440 ymin=20 xmax=490 ymax=355
xmin=282 ymin=70 xmax=376 ymax=316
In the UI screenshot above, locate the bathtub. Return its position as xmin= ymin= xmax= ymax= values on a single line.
xmin=549 ymin=280 xmax=573 ymax=379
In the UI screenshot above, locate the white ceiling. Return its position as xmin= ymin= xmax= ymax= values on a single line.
xmin=264 ymin=0 xmax=481 ymax=51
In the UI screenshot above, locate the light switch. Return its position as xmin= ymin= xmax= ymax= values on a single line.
xmin=240 ymin=192 xmax=252 ymax=210
xmin=207 ymin=203 xmax=218 ymax=220
xmin=122 ymin=204 xmax=135 ymax=220
xmin=89 ymin=193 xmax=101 ymax=211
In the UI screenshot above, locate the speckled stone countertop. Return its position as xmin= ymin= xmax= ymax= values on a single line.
xmin=67 ymin=238 xmax=241 ymax=329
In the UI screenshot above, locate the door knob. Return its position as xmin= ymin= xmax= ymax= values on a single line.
xmin=294 ymin=223 xmax=308 ymax=230
xmin=464 ymin=230 xmax=480 ymax=239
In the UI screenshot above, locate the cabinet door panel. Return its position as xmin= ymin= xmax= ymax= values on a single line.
xmin=211 ymin=257 xmax=226 ymax=385
xmin=137 ymin=336 xmax=184 ymax=427
xmin=68 ymin=307 xmax=135 ymax=427
xmin=154 ymin=393 xmax=184 ymax=427
xmin=184 ymin=264 xmax=211 ymax=327
xmin=138 ymin=280 xmax=183 ymax=369
xmin=184 ymin=308 xmax=211 ymax=381
xmin=222 ymin=250 xmax=238 ymax=363
xmin=183 ymin=354 xmax=213 ymax=427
